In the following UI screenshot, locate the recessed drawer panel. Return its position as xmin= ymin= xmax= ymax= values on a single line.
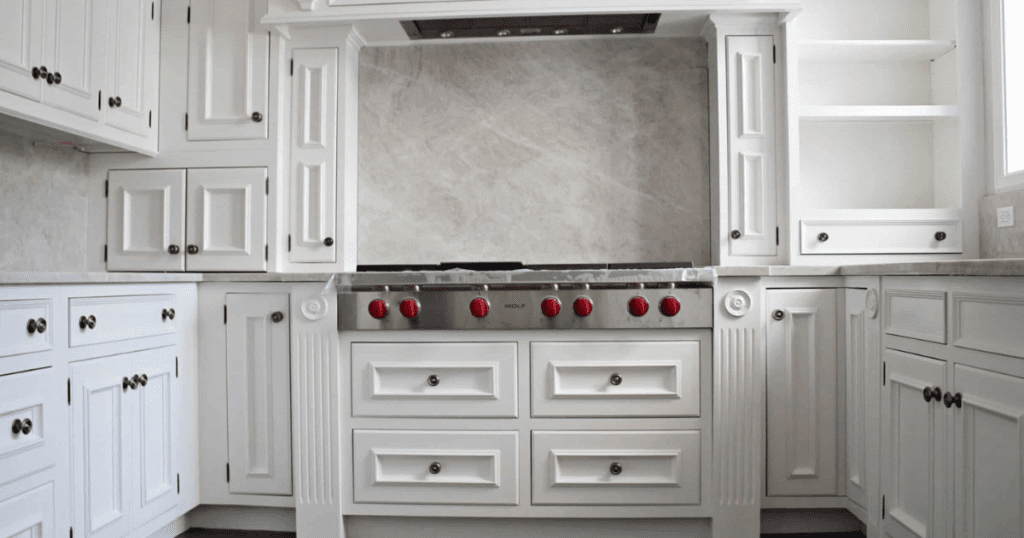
xmin=352 ymin=343 xmax=517 ymax=417
xmin=801 ymin=220 xmax=962 ymax=255
xmin=353 ymin=430 xmax=519 ymax=505
xmin=0 ymin=368 xmax=60 ymax=486
xmin=531 ymin=341 xmax=700 ymax=417
xmin=952 ymin=292 xmax=1024 ymax=358
xmin=0 ymin=482 xmax=54 ymax=538
xmin=532 ymin=431 xmax=701 ymax=506
xmin=885 ymin=289 xmax=947 ymax=344
xmin=0 ymin=299 xmax=53 ymax=360
xmin=68 ymin=295 xmax=176 ymax=348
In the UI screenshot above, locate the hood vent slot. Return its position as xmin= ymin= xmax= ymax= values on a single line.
xmin=400 ymin=14 xmax=661 ymax=40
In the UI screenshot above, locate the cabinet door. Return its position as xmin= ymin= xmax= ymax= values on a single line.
xmin=953 ymin=364 xmax=1024 ymax=538
xmin=71 ymin=355 xmax=134 ymax=538
xmin=881 ymin=349 xmax=947 ymax=538
xmin=41 ymin=0 xmax=105 ymax=120
xmin=0 ymin=0 xmax=43 ymax=100
xmin=290 ymin=48 xmax=338 ymax=263
xmin=766 ymin=289 xmax=839 ymax=496
xmin=106 ymin=0 xmax=159 ymax=136
xmin=130 ymin=347 xmax=177 ymax=527
xmin=186 ymin=0 xmax=269 ymax=141
xmin=725 ymin=35 xmax=777 ymax=257
xmin=845 ymin=288 xmax=869 ymax=510
xmin=184 ymin=168 xmax=268 ymax=272
xmin=225 ymin=293 xmax=291 ymax=495
xmin=106 ymin=169 xmax=187 ymax=272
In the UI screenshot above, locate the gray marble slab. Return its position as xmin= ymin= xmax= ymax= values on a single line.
xmin=713 ymin=266 xmax=842 ymax=277
xmin=839 ymin=259 xmax=1024 ymax=277
xmin=0 ymin=272 xmax=204 ymax=284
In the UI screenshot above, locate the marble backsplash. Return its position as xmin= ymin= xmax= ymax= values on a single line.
xmin=0 ymin=130 xmax=90 ymax=271
xmin=980 ymin=189 xmax=1024 ymax=258
xmin=358 ymin=38 xmax=710 ymax=266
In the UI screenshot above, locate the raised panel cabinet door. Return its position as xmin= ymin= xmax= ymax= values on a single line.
xmin=0 ymin=482 xmax=55 ymax=538
xmin=881 ymin=349 xmax=947 ymax=538
xmin=766 ymin=288 xmax=839 ymax=496
xmin=225 ymin=293 xmax=291 ymax=495
xmin=845 ymin=288 xmax=869 ymax=510
xmin=953 ymin=364 xmax=1024 ymax=538
xmin=105 ymin=0 xmax=159 ymax=136
xmin=290 ymin=48 xmax=338 ymax=263
xmin=725 ymin=35 xmax=777 ymax=257
xmin=0 ymin=0 xmax=43 ymax=101
xmin=106 ymin=169 xmax=187 ymax=272
xmin=185 ymin=168 xmax=268 ymax=272
xmin=71 ymin=355 xmax=134 ymax=538
xmin=130 ymin=347 xmax=177 ymax=527
xmin=41 ymin=0 xmax=105 ymax=120
xmin=186 ymin=0 xmax=269 ymax=141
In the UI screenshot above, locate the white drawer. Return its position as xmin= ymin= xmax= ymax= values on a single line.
xmin=68 ymin=294 xmax=176 ymax=348
xmin=0 ymin=298 xmax=54 ymax=360
xmin=531 ymin=341 xmax=700 ymax=418
xmin=801 ymin=220 xmax=962 ymax=255
xmin=0 ymin=482 xmax=54 ymax=538
xmin=353 ymin=430 xmax=519 ymax=505
xmin=884 ymin=289 xmax=947 ymax=344
xmin=351 ymin=343 xmax=517 ymax=418
xmin=532 ymin=431 xmax=701 ymax=506
xmin=0 ymin=368 xmax=61 ymax=486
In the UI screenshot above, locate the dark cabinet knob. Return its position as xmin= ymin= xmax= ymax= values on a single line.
xmin=324 ymin=237 xmax=334 ymax=247
xmin=36 ymin=318 xmax=46 ymax=333
xmin=168 ymin=245 xmax=180 ymax=255
xmin=115 ymin=96 xmax=122 ymax=107
xmin=187 ymin=245 xmax=199 ymax=255
xmin=818 ymin=233 xmax=830 ymax=242
xmin=133 ymin=374 xmax=147 ymax=388
xmin=11 ymin=419 xmax=22 ymax=435
xmin=943 ymin=392 xmax=962 ymax=409
xmin=123 ymin=377 xmax=132 ymax=390
xmin=109 ymin=96 xmax=116 ymax=107
xmin=39 ymin=66 xmax=47 ymax=77
xmin=27 ymin=319 xmax=37 ymax=334
xmin=730 ymin=230 xmax=741 ymax=239
xmin=53 ymin=72 xmax=61 ymax=85
xmin=935 ymin=231 xmax=947 ymax=241
xmin=32 ymin=67 xmax=40 ymax=79
xmin=610 ymin=462 xmax=622 ymax=475
xmin=251 ymin=111 xmax=263 ymax=122
xmin=610 ymin=373 xmax=622 ymax=386
xmin=772 ymin=309 xmax=785 ymax=321
xmin=20 ymin=419 xmax=31 ymax=435
xmin=427 ymin=374 xmax=440 ymax=387
xmin=79 ymin=315 xmax=96 ymax=329
xmin=429 ymin=462 xmax=442 ymax=474
xmin=162 ymin=308 xmax=176 ymax=321
xmin=271 ymin=311 xmax=284 ymax=323
xmin=46 ymin=72 xmax=54 ymax=84
xmin=923 ymin=386 xmax=942 ymax=402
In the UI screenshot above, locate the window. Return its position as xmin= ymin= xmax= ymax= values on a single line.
xmin=989 ymin=0 xmax=1024 ymax=190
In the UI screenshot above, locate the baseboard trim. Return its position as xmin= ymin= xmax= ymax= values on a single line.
xmin=761 ymin=508 xmax=865 ymax=534
xmin=186 ymin=505 xmax=297 ymax=532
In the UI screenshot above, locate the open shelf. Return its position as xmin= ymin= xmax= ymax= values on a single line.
xmin=800 ymin=105 xmax=959 ymax=121
xmin=798 ymin=39 xmax=956 ymax=63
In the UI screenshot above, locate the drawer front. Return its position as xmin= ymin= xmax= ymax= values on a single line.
xmin=68 ymin=295 xmax=176 ymax=348
xmin=351 ymin=343 xmax=517 ymax=418
xmin=0 ymin=299 xmax=54 ymax=359
xmin=0 ymin=368 xmax=60 ymax=486
xmin=353 ymin=430 xmax=518 ymax=505
xmin=0 ymin=482 xmax=54 ymax=538
xmin=885 ymin=289 xmax=947 ymax=344
xmin=532 ymin=431 xmax=701 ymax=506
xmin=801 ymin=220 xmax=962 ymax=255
xmin=952 ymin=291 xmax=1024 ymax=359
xmin=531 ymin=341 xmax=700 ymax=418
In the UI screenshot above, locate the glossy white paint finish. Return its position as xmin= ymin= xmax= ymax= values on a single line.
xmin=0 ymin=0 xmax=44 ymax=101
xmin=130 ymin=348 xmax=177 ymax=526
xmin=0 ymin=481 xmax=54 ymax=538
xmin=42 ymin=0 xmax=105 ymax=120
xmin=68 ymin=294 xmax=176 ymax=348
xmin=884 ymin=289 xmax=947 ymax=344
xmin=0 ymin=298 xmax=53 ymax=360
xmin=106 ymin=170 xmax=188 ymax=272
xmin=105 ymin=0 xmax=159 ymax=136
xmin=185 ymin=168 xmax=268 ymax=272
xmin=0 ymin=368 xmax=61 ymax=487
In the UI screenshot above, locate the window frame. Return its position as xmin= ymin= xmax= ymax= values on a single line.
xmin=986 ymin=0 xmax=1024 ymax=192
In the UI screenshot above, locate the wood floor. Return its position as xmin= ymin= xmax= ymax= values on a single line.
xmin=177 ymin=530 xmax=866 ymax=538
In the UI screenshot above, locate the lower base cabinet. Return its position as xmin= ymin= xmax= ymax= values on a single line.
xmin=0 ymin=481 xmax=55 ymax=538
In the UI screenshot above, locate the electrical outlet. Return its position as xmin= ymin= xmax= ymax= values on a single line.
xmin=998 ymin=206 xmax=1015 ymax=228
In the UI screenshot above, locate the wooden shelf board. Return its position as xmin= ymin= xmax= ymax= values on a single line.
xmin=798 ymin=39 xmax=956 ymax=63
xmin=800 ymin=105 xmax=959 ymax=121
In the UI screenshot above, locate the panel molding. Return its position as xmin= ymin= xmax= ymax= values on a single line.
xmin=371 ymin=449 xmax=501 ymax=487
xmin=369 ymin=362 xmax=499 ymax=400
xmin=951 ymin=292 xmax=1024 ymax=358
xmin=549 ymin=360 xmax=682 ymax=400
xmin=714 ymin=327 xmax=760 ymax=507
xmin=783 ymin=308 xmax=821 ymax=480
xmin=738 ymin=52 xmax=764 ymax=137
xmin=550 ymin=449 xmax=683 ymax=486
xmin=883 ymin=289 xmax=947 ymax=344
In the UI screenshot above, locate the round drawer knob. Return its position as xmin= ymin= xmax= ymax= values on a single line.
xmin=80 ymin=315 xmax=96 ymax=330
xmin=35 ymin=318 xmax=46 ymax=333
xmin=187 ymin=245 xmax=199 ymax=255
xmin=32 ymin=67 xmax=40 ymax=79
xmin=923 ymin=386 xmax=942 ymax=402
xmin=944 ymin=391 xmax=962 ymax=409
xmin=20 ymin=419 xmax=31 ymax=435
xmin=27 ymin=319 xmax=37 ymax=334
xmin=251 ymin=111 xmax=263 ymax=122
xmin=730 ymin=230 xmax=741 ymax=240
xmin=123 ymin=377 xmax=132 ymax=391
xmin=935 ymin=231 xmax=947 ymax=241
xmin=610 ymin=462 xmax=622 ymax=476
xmin=772 ymin=310 xmax=785 ymax=321
xmin=427 ymin=374 xmax=440 ymax=387
xmin=168 ymin=245 xmax=180 ymax=255
xmin=12 ymin=419 xmax=22 ymax=435
xmin=271 ymin=311 xmax=285 ymax=323
xmin=429 ymin=462 xmax=442 ymax=474
xmin=610 ymin=373 xmax=622 ymax=386
xmin=818 ymin=233 xmax=830 ymax=242
xmin=324 ymin=237 xmax=334 ymax=247
xmin=162 ymin=308 xmax=177 ymax=321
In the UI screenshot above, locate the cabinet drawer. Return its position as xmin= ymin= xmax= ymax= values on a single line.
xmin=801 ymin=220 xmax=962 ymax=255
xmin=532 ymin=431 xmax=701 ymax=506
xmin=531 ymin=341 xmax=700 ymax=418
xmin=68 ymin=295 xmax=176 ymax=348
xmin=885 ymin=289 xmax=947 ymax=344
xmin=351 ymin=343 xmax=517 ymax=418
xmin=0 ymin=298 xmax=54 ymax=359
xmin=0 ymin=482 xmax=54 ymax=538
xmin=0 ymin=368 xmax=60 ymax=486
xmin=353 ymin=430 xmax=519 ymax=505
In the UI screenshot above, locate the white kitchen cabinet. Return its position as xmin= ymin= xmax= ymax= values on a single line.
xmin=225 ymin=293 xmax=292 ymax=496
xmin=844 ymin=288 xmax=868 ymax=511
xmin=105 ymin=0 xmax=160 ymax=136
xmin=289 ymin=47 xmax=338 ymax=263
xmin=766 ymin=288 xmax=839 ymax=497
xmin=186 ymin=0 xmax=269 ymax=142
xmin=0 ymin=481 xmax=55 ymax=538
xmin=107 ymin=168 xmax=267 ymax=272
xmin=41 ymin=0 xmax=106 ymax=121
xmin=0 ymin=0 xmax=44 ymax=101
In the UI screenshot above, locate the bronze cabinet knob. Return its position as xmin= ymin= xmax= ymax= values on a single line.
xmin=32 ymin=67 xmax=40 ymax=79
xmin=251 ymin=111 xmax=263 ymax=122
xmin=187 ymin=245 xmax=199 ymax=255
xmin=610 ymin=373 xmax=622 ymax=386
xmin=923 ymin=386 xmax=942 ymax=402
xmin=36 ymin=318 xmax=46 ymax=333
xmin=12 ymin=419 xmax=22 ymax=435
xmin=324 ymin=237 xmax=334 ymax=247
xmin=168 ymin=245 xmax=180 ymax=255
xmin=730 ymin=230 xmax=741 ymax=239
xmin=935 ymin=231 xmax=947 ymax=241
xmin=27 ymin=319 xmax=37 ymax=334
xmin=429 ymin=462 xmax=442 ymax=474
xmin=610 ymin=462 xmax=623 ymax=475
xmin=80 ymin=315 xmax=96 ymax=329
xmin=818 ymin=233 xmax=830 ymax=242
xmin=123 ymin=377 xmax=132 ymax=390
xmin=943 ymin=392 xmax=962 ymax=409
xmin=271 ymin=311 xmax=284 ymax=323
xmin=20 ymin=419 xmax=31 ymax=435
xmin=772 ymin=310 xmax=785 ymax=321
xmin=427 ymin=375 xmax=440 ymax=387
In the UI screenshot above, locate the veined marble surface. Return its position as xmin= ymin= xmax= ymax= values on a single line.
xmin=980 ymin=190 xmax=1024 ymax=258
xmin=839 ymin=259 xmax=1024 ymax=277
xmin=359 ymin=38 xmax=711 ymax=266
xmin=0 ymin=272 xmax=203 ymax=284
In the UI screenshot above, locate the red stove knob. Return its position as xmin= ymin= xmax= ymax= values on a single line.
xmin=470 ymin=297 xmax=489 ymax=318
xmin=574 ymin=297 xmax=594 ymax=317
xmin=400 ymin=299 xmax=420 ymax=319
xmin=660 ymin=296 xmax=681 ymax=317
xmin=628 ymin=296 xmax=649 ymax=317
xmin=368 ymin=299 xmax=388 ymax=319
xmin=541 ymin=297 xmax=561 ymax=317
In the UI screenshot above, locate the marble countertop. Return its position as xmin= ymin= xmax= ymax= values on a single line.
xmin=0 ymin=272 xmax=204 ymax=284
xmin=839 ymin=258 xmax=1024 ymax=277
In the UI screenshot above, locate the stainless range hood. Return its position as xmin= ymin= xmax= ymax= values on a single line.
xmin=399 ymin=13 xmax=662 ymax=40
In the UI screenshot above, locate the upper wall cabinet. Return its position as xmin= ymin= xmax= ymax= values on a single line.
xmin=186 ymin=0 xmax=269 ymax=142
xmin=106 ymin=0 xmax=161 ymax=136
xmin=0 ymin=0 xmax=45 ymax=100
xmin=43 ymin=0 xmax=107 ymax=121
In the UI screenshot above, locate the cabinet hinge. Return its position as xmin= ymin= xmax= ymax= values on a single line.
xmin=185 ymin=113 xmax=189 ymax=130
xmin=70 ymin=527 xmax=73 ymax=538
xmin=226 ymin=463 xmax=230 ymax=483
xmin=266 ymin=178 xmax=269 ymax=195
xmin=104 ymin=245 xmax=108 ymax=262
xmin=290 ymin=59 xmax=294 ymax=76
xmin=288 ymin=235 xmax=291 ymax=252
xmin=265 ymin=244 xmax=269 ymax=261
xmin=149 ymin=110 xmax=152 ymax=128
xmin=98 ymin=91 xmax=102 ymax=111
xmin=177 ymin=474 xmax=180 ymax=494
xmin=151 ymin=2 xmax=154 ymax=20
xmin=776 ymin=227 xmax=780 ymax=246
xmin=104 ymin=180 xmax=108 ymax=198
xmin=882 ymin=495 xmax=886 ymax=519
xmin=224 ymin=305 xmax=227 ymax=325
xmin=67 ymin=379 xmax=71 ymax=405
xmin=883 ymin=362 xmax=886 ymax=386
xmin=773 ymin=45 xmax=777 ymax=63
xmin=187 ymin=6 xmax=190 ymax=23
xmin=175 ymin=357 xmax=179 ymax=378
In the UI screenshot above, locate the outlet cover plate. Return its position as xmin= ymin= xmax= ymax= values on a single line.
xmin=998 ymin=206 xmax=1015 ymax=228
